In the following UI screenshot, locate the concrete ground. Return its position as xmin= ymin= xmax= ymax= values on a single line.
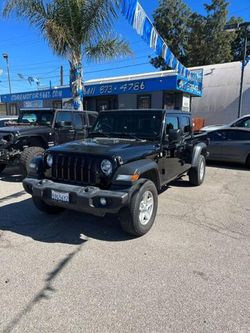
xmin=0 ymin=164 xmax=249 ymax=333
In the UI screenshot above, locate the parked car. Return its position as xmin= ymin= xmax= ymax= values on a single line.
xmin=0 ymin=115 xmax=18 ymax=127
xmin=23 ymin=109 xmax=208 ymax=237
xmin=201 ymin=114 xmax=250 ymax=132
xmin=206 ymin=127 xmax=250 ymax=168
xmin=0 ymin=108 xmax=98 ymax=176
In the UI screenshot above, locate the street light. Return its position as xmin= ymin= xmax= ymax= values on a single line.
xmin=225 ymin=22 xmax=250 ymax=118
xmin=2 ymin=53 xmax=12 ymax=94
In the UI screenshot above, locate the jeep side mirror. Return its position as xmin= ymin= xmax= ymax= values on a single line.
xmin=168 ymin=129 xmax=182 ymax=143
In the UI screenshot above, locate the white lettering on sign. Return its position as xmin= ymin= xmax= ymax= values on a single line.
xmin=119 ymin=81 xmax=145 ymax=92
xmin=100 ymin=85 xmax=113 ymax=94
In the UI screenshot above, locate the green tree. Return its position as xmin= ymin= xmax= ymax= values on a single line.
xmin=227 ymin=16 xmax=250 ymax=62
xmin=150 ymin=0 xmax=192 ymax=70
xmin=186 ymin=13 xmax=207 ymax=66
xmin=202 ymin=0 xmax=234 ymax=65
xmin=3 ymin=0 xmax=131 ymax=110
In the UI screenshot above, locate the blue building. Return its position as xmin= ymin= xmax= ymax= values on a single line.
xmin=0 ymin=69 xmax=202 ymax=115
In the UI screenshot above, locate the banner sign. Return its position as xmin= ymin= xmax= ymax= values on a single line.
xmin=121 ymin=0 xmax=200 ymax=81
xmin=0 ymin=74 xmax=202 ymax=103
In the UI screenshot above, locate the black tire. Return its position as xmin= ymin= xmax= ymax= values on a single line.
xmin=246 ymin=155 xmax=250 ymax=169
xmin=0 ymin=164 xmax=6 ymax=174
xmin=189 ymin=154 xmax=206 ymax=186
xmin=119 ymin=180 xmax=158 ymax=237
xmin=20 ymin=146 xmax=45 ymax=177
xmin=32 ymin=196 xmax=64 ymax=214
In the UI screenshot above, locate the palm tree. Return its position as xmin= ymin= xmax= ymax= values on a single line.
xmin=3 ymin=0 xmax=131 ymax=110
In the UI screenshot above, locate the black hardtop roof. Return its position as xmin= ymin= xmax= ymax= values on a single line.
xmin=99 ymin=109 xmax=191 ymax=115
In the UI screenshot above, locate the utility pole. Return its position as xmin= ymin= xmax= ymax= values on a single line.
xmin=2 ymin=53 xmax=12 ymax=94
xmin=238 ymin=26 xmax=249 ymax=118
xmin=225 ymin=22 xmax=250 ymax=118
xmin=60 ymin=65 xmax=64 ymax=86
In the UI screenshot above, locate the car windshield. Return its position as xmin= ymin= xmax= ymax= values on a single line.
xmin=90 ymin=111 xmax=164 ymax=141
xmin=18 ymin=111 xmax=54 ymax=126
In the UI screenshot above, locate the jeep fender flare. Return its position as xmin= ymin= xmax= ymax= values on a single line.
xmin=113 ymin=159 xmax=161 ymax=191
xmin=192 ymin=142 xmax=207 ymax=167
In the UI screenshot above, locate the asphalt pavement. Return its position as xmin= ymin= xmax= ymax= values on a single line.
xmin=0 ymin=164 xmax=249 ymax=333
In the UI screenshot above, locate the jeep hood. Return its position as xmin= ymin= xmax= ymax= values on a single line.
xmin=48 ymin=137 xmax=159 ymax=163
xmin=0 ymin=125 xmax=49 ymax=136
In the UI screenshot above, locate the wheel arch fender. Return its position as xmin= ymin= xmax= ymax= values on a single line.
xmin=113 ymin=159 xmax=161 ymax=191
xmin=192 ymin=143 xmax=207 ymax=167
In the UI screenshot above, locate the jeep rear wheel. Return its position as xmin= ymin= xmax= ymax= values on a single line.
xmin=119 ymin=180 xmax=158 ymax=237
xmin=20 ymin=146 xmax=45 ymax=177
xmin=0 ymin=164 xmax=6 ymax=174
xmin=189 ymin=154 xmax=206 ymax=186
xmin=32 ymin=197 xmax=65 ymax=214
xmin=246 ymin=155 xmax=250 ymax=169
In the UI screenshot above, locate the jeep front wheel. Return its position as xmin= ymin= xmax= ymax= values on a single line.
xmin=20 ymin=146 xmax=45 ymax=177
xmin=0 ymin=164 xmax=6 ymax=174
xmin=119 ymin=180 xmax=158 ymax=237
xmin=189 ymin=154 xmax=206 ymax=186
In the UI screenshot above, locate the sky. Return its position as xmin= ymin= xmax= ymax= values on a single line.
xmin=0 ymin=0 xmax=250 ymax=95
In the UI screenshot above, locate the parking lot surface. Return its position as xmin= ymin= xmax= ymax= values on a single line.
xmin=0 ymin=165 xmax=249 ymax=333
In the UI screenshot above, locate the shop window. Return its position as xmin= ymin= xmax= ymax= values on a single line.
xmin=9 ymin=104 xmax=17 ymax=115
xmin=163 ymin=93 xmax=175 ymax=109
xmin=137 ymin=95 xmax=151 ymax=109
xmin=53 ymin=100 xmax=62 ymax=109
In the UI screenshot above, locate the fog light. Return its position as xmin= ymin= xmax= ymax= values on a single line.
xmin=100 ymin=198 xmax=107 ymax=206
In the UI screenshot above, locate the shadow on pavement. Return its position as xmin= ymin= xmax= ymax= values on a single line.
xmin=0 ymin=198 xmax=133 ymax=244
xmin=0 ymin=166 xmax=23 ymax=183
xmin=2 ymin=242 xmax=86 ymax=333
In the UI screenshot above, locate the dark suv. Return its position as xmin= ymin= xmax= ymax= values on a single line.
xmin=23 ymin=109 xmax=208 ymax=237
xmin=0 ymin=108 xmax=97 ymax=175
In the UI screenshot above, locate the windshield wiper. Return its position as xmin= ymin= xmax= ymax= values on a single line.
xmin=109 ymin=132 xmax=144 ymax=141
xmin=89 ymin=131 xmax=111 ymax=138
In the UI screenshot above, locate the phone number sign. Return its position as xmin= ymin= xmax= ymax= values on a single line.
xmin=85 ymin=80 xmax=149 ymax=97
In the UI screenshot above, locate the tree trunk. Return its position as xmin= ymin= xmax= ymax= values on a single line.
xmin=69 ymin=60 xmax=84 ymax=111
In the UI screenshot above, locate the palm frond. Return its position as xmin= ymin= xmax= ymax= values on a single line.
xmin=85 ymin=36 xmax=132 ymax=62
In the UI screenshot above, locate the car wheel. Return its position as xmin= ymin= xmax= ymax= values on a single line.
xmin=189 ymin=154 xmax=206 ymax=186
xmin=20 ymin=146 xmax=45 ymax=177
xmin=246 ymin=155 xmax=250 ymax=169
xmin=119 ymin=180 xmax=158 ymax=237
xmin=0 ymin=163 xmax=6 ymax=174
xmin=32 ymin=197 xmax=65 ymax=214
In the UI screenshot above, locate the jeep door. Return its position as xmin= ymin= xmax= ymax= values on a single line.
xmin=54 ymin=111 xmax=75 ymax=145
xmin=73 ymin=112 xmax=88 ymax=140
xmin=162 ymin=114 xmax=191 ymax=182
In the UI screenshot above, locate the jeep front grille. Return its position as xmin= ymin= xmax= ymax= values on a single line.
xmin=50 ymin=154 xmax=100 ymax=185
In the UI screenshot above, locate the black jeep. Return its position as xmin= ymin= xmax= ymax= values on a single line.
xmin=0 ymin=108 xmax=97 ymax=176
xmin=23 ymin=109 xmax=208 ymax=237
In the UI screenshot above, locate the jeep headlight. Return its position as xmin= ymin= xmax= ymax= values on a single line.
xmin=101 ymin=159 xmax=112 ymax=176
xmin=46 ymin=154 xmax=53 ymax=168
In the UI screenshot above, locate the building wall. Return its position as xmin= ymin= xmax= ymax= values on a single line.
xmin=191 ymin=62 xmax=250 ymax=125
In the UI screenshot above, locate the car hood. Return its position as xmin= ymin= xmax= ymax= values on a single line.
xmin=48 ymin=137 xmax=159 ymax=164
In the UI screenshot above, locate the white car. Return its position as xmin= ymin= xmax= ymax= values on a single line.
xmin=0 ymin=116 xmax=18 ymax=127
xmin=201 ymin=114 xmax=250 ymax=132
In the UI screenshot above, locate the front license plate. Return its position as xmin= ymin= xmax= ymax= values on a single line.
xmin=51 ymin=190 xmax=70 ymax=203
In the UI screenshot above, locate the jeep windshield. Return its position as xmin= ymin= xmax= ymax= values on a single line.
xmin=17 ymin=110 xmax=54 ymax=126
xmin=90 ymin=111 xmax=163 ymax=141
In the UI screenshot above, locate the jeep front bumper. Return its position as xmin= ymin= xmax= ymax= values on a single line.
xmin=23 ymin=178 xmax=129 ymax=216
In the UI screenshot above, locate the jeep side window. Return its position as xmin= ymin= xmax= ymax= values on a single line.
xmin=55 ymin=112 xmax=73 ymax=126
xmin=165 ymin=116 xmax=179 ymax=134
xmin=73 ymin=113 xmax=85 ymax=130
xmin=88 ymin=113 xmax=98 ymax=126
xmin=179 ymin=116 xmax=191 ymax=134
